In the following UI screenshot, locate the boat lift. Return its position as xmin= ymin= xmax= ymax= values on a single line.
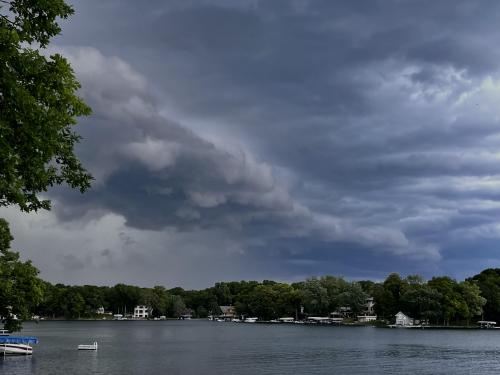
xmin=0 ymin=336 xmax=39 ymax=356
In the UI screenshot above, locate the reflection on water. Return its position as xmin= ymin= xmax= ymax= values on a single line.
xmin=0 ymin=354 xmax=34 ymax=373
xmin=2 ymin=321 xmax=500 ymax=375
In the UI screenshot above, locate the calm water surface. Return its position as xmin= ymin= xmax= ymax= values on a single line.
xmin=2 ymin=321 xmax=500 ymax=374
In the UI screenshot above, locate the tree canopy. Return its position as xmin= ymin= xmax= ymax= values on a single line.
xmin=0 ymin=0 xmax=91 ymax=212
xmin=0 ymin=0 xmax=91 ymax=332
xmin=0 ymin=219 xmax=44 ymax=331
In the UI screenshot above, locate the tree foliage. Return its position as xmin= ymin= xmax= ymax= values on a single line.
xmin=21 ymin=270 xmax=492 ymax=325
xmin=0 ymin=219 xmax=44 ymax=331
xmin=372 ymin=273 xmax=486 ymax=325
xmin=470 ymin=268 xmax=500 ymax=321
xmin=0 ymin=0 xmax=91 ymax=212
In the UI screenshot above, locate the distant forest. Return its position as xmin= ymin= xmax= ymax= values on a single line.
xmin=35 ymin=269 xmax=500 ymax=326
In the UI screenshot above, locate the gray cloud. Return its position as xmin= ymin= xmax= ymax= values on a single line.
xmin=49 ymin=47 xmax=417 ymax=258
xmin=4 ymin=0 xmax=500 ymax=287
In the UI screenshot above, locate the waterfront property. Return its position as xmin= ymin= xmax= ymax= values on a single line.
xmin=357 ymin=297 xmax=377 ymax=322
xmin=133 ymin=305 xmax=152 ymax=319
xmin=365 ymin=297 xmax=375 ymax=315
xmin=219 ymin=305 xmax=237 ymax=321
xmin=395 ymin=312 xmax=414 ymax=327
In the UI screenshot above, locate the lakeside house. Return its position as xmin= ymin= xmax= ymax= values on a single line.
xmin=133 ymin=305 xmax=152 ymax=319
xmin=219 ymin=306 xmax=237 ymax=320
xmin=395 ymin=311 xmax=413 ymax=326
xmin=96 ymin=307 xmax=113 ymax=316
xmin=179 ymin=308 xmax=194 ymax=320
xmin=330 ymin=306 xmax=352 ymax=322
xmin=357 ymin=297 xmax=377 ymax=322
xmin=338 ymin=306 xmax=352 ymax=318
xmin=365 ymin=297 xmax=375 ymax=315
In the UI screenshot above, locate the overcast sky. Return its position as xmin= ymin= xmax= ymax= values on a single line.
xmin=5 ymin=0 xmax=500 ymax=289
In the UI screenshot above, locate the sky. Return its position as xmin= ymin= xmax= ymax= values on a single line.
xmin=4 ymin=0 xmax=500 ymax=289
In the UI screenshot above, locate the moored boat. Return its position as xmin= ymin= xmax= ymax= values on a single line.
xmin=0 ymin=336 xmax=38 ymax=355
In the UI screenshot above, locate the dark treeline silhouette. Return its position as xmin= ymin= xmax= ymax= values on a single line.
xmin=34 ymin=269 xmax=500 ymax=325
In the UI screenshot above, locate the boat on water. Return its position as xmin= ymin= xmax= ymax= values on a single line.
xmin=0 ymin=329 xmax=10 ymax=336
xmin=78 ymin=342 xmax=98 ymax=351
xmin=244 ymin=317 xmax=258 ymax=323
xmin=0 ymin=336 xmax=38 ymax=356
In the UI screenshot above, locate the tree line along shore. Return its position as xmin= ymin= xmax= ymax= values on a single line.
xmin=18 ymin=268 xmax=500 ymax=327
xmin=2 ymin=214 xmax=496 ymax=331
xmin=0 ymin=213 xmax=497 ymax=330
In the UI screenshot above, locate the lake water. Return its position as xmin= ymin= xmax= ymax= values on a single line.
xmin=2 ymin=321 xmax=500 ymax=374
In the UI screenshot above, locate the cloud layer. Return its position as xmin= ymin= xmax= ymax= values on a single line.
xmin=4 ymin=0 xmax=500 ymax=287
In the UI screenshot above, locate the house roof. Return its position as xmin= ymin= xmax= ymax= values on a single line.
xmin=219 ymin=306 xmax=235 ymax=314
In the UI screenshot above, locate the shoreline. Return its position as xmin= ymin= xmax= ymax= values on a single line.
xmin=21 ymin=319 xmax=499 ymax=330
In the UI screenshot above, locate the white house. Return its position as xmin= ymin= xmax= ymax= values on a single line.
xmin=133 ymin=305 xmax=152 ymax=319
xmin=357 ymin=297 xmax=377 ymax=322
xmin=365 ymin=297 xmax=375 ymax=315
xmin=395 ymin=311 xmax=413 ymax=326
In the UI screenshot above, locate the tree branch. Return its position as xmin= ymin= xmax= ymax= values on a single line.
xmin=0 ymin=13 xmax=16 ymax=28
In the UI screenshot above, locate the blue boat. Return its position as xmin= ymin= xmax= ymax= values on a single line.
xmin=0 ymin=336 xmax=39 ymax=355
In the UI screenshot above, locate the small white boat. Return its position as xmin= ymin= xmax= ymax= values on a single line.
xmin=0 ymin=329 xmax=10 ymax=336
xmin=78 ymin=342 xmax=98 ymax=351
xmin=0 ymin=336 xmax=38 ymax=355
xmin=244 ymin=317 xmax=258 ymax=323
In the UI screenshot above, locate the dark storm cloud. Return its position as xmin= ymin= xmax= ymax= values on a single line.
xmin=11 ymin=0 xmax=500 ymax=286
xmin=48 ymin=47 xmax=411 ymax=261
